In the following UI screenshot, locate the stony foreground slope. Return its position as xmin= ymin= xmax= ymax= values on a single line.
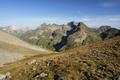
xmin=0 ymin=36 xmax=120 ymax=80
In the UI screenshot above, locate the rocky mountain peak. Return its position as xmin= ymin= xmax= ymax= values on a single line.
xmin=98 ymin=25 xmax=111 ymax=33
xmin=79 ymin=22 xmax=89 ymax=30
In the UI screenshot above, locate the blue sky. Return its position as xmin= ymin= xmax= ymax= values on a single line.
xmin=0 ymin=0 xmax=120 ymax=28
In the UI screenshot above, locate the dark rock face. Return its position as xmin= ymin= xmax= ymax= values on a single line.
xmin=100 ymin=32 xmax=108 ymax=40
xmin=53 ymin=22 xmax=80 ymax=51
xmin=54 ymin=74 xmax=64 ymax=80
xmin=100 ymin=28 xmax=120 ymax=40
xmin=52 ymin=31 xmax=57 ymax=38
xmin=53 ymin=36 xmax=68 ymax=51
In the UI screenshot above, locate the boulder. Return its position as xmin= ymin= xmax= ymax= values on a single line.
xmin=54 ymin=74 xmax=64 ymax=80
xmin=0 ymin=72 xmax=11 ymax=80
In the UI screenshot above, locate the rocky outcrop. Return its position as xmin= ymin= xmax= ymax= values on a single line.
xmin=54 ymin=74 xmax=64 ymax=80
xmin=33 ymin=72 xmax=48 ymax=80
xmin=0 ymin=72 xmax=11 ymax=80
xmin=53 ymin=22 xmax=80 ymax=51
xmin=100 ymin=28 xmax=120 ymax=40
xmin=98 ymin=25 xmax=111 ymax=33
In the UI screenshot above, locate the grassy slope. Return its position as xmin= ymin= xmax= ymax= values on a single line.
xmin=0 ymin=30 xmax=52 ymax=67
xmin=0 ymin=30 xmax=49 ymax=52
xmin=0 ymin=36 xmax=120 ymax=80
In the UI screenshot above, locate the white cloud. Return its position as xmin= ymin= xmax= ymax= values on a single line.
xmin=80 ymin=15 xmax=120 ymax=28
xmin=109 ymin=18 xmax=120 ymax=21
xmin=100 ymin=2 xmax=117 ymax=7
xmin=0 ymin=15 xmax=120 ymax=29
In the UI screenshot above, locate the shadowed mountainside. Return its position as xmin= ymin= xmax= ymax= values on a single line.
xmin=53 ymin=22 xmax=80 ymax=51
xmin=100 ymin=28 xmax=120 ymax=40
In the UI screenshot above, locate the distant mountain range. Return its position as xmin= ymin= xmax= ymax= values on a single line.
xmin=0 ymin=25 xmax=31 ymax=37
xmin=0 ymin=22 xmax=120 ymax=51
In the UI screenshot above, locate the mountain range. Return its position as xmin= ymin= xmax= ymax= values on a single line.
xmin=0 ymin=25 xmax=31 ymax=37
xmin=2 ymin=22 xmax=118 ymax=51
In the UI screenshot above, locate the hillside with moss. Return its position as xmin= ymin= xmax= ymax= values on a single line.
xmin=0 ymin=36 xmax=120 ymax=80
